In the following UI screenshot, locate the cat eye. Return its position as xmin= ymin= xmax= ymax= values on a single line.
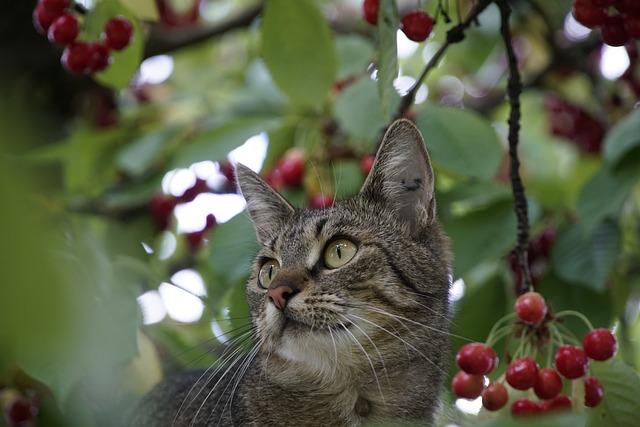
xmin=324 ymin=239 xmax=357 ymax=269
xmin=258 ymin=259 xmax=280 ymax=289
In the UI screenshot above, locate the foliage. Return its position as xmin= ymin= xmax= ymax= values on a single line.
xmin=1 ymin=0 xmax=639 ymax=426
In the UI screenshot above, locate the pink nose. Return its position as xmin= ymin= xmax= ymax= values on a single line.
xmin=267 ymin=283 xmax=299 ymax=310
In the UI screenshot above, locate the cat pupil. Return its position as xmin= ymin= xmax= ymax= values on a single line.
xmin=268 ymin=265 xmax=273 ymax=279
xmin=336 ymin=245 xmax=342 ymax=259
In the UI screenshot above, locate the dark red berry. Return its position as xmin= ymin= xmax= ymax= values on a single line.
xmin=584 ymin=376 xmax=604 ymax=407
xmin=362 ymin=0 xmax=379 ymax=25
xmin=451 ymin=371 xmax=484 ymax=400
xmin=277 ymin=153 xmax=305 ymax=187
xmin=186 ymin=230 xmax=205 ymax=249
xmin=456 ymin=343 xmax=498 ymax=376
xmin=534 ymin=367 xmax=563 ymax=399
xmin=615 ymin=0 xmax=640 ymax=15
xmin=205 ymin=213 xmax=216 ymax=230
xmin=148 ymin=193 xmax=176 ymax=231
xmin=5 ymin=396 xmax=36 ymax=425
xmin=48 ymin=13 xmax=79 ymax=45
xmin=400 ymin=10 xmax=434 ymax=42
xmin=623 ymin=15 xmax=640 ymax=40
xmin=178 ymin=178 xmax=209 ymax=203
xmin=510 ymin=399 xmax=542 ymax=417
xmin=572 ymin=0 xmax=608 ymax=28
xmin=61 ymin=42 xmax=93 ymax=74
xmin=219 ymin=162 xmax=236 ymax=186
xmin=592 ymin=0 xmax=615 ymax=6
xmin=541 ymin=394 xmax=573 ymax=413
xmin=33 ymin=3 xmax=63 ymax=34
xmin=88 ymin=42 xmax=112 ymax=73
xmin=41 ymin=0 xmax=70 ymax=13
xmin=481 ymin=382 xmax=508 ymax=411
xmin=583 ymin=328 xmax=617 ymax=361
xmin=555 ymin=345 xmax=589 ymax=379
xmin=515 ymin=292 xmax=547 ymax=324
xmin=308 ymin=193 xmax=335 ymax=209
xmin=360 ymin=155 xmax=375 ymax=176
xmin=506 ymin=357 xmax=539 ymax=390
xmin=601 ymin=15 xmax=630 ymax=46
xmin=103 ymin=16 xmax=134 ymax=51
xmin=538 ymin=227 xmax=557 ymax=258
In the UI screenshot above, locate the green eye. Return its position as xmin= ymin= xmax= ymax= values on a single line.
xmin=258 ymin=259 xmax=280 ymax=289
xmin=324 ymin=239 xmax=357 ymax=269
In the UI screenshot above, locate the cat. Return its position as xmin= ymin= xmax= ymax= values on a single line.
xmin=129 ymin=119 xmax=453 ymax=426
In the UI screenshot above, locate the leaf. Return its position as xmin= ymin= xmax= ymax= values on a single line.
xmin=335 ymin=35 xmax=375 ymax=80
xmin=332 ymin=159 xmax=365 ymax=198
xmin=208 ymin=213 xmax=257 ymax=288
xmin=261 ymin=0 xmax=337 ymax=109
xmin=416 ymin=105 xmax=503 ymax=180
xmin=173 ymin=116 xmax=280 ymax=168
xmin=376 ymin=0 xmax=399 ymax=120
xmin=587 ymin=359 xmax=640 ymax=427
xmin=481 ymin=413 xmax=586 ymax=427
xmin=603 ymin=108 xmax=640 ymax=170
xmin=116 ymin=125 xmax=182 ymax=176
xmin=551 ymin=221 xmax=621 ymax=292
xmin=119 ymin=0 xmax=159 ymax=20
xmin=443 ymin=199 xmax=516 ymax=276
xmin=333 ymin=78 xmax=386 ymax=142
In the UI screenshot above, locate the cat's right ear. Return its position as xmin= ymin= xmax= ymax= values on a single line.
xmin=235 ymin=163 xmax=295 ymax=244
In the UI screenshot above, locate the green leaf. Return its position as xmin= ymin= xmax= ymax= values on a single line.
xmin=173 ymin=116 xmax=280 ymax=168
xmin=116 ymin=125 xmax=182 ymax=176
xmin=332 ymin=159 xmax=365 ymax=199
xmin=444 ymin=200 xmax=516 ymax=276
xmin=261 ymin=0 xmax=336 ymax=109
xmin=482 ymin=413 xmax=586 ymax=427
xmin=376 ymin=0 xmax=399 ymax=120
xmin=551 ymin=221 xmax=621 ymax=292
xmin=335 ymin=35 xmax=375 ymax=80
xmin=603 ymin=108 xmax=640 ymax=170
xmin=587 ymin=359 xmax=640 ymax=427
xmin=209 ymin=213 xmax=257 ymax=287
xmin=416 ymin=105 xmax=503 ymax=180
xmin=119 ymin=0 xmax=159 ymax=20
xmin=333 ymin=78 xmax=386 ymax=142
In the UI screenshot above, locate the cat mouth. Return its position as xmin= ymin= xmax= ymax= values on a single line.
xmin=280 ymin=314 xmax=352 ymax=334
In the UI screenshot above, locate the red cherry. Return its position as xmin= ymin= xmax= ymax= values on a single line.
xmin=41 ymin=0 xmax=70 ymax=13
xmin=61 ymin=42 xmax=93 ymax=74
xmin=362 ymin=0 xmax=379 ymax=26
xmin=572 ymin=0 xmax=608 ymax=28
xmin=148 ymin=193 xmax=176 ymax=231
xmin=277 ymin=153 xmax=305 ymax=187
xmin=623 ymin=15 xmax=640 ymax=40
xmin=5 ymin=396 xmax=37 ymax=425
xmin=205 ymin=213 xmax=216 ymax=230
xmin=584 ymin=376 xmax=604 ymax=407
xmin=506 ymin=357 xmax=539 ymax=390
xmin=481 ymin=382 xmax=508 ymax=411
xmin=33 ymin=3 xmax=63 ymax=34
xmin=219 ymin=162 xmax=236 ymax=187
xmin=48 ymin=13 xmax=79 ymax=45
xmin=186 ymin=230 xmax=205 ymax=249
xmin=555 ymin=345 xmax=589 ymax=379
xmin=88 ymin=42 xmax=112 ymax=73
xmin=583 ymin=328 xmax=617 ymax=361
xmin=103 ymin=16 xmax=134 ymax=51
xmin=178 ymin=178 xmax=209 ymax=203
xmin=615 ymin=0 xmax=640 ymax=15
xmin=541 ymin=394 xmax=573 ymax=413
xmin=534 ymin=367 xmax=563 ymax=399
xmin=592 ymin=0 xmax=615 ymax=6
xmin=308 ymin=193 xmax=335 ymax=209
xmin=451 ymin=371 xmax=484 ymax=400
xmin=264 ymin=168 xmax=285 ymax=189
xmin=456 ymin=343 xmax=498 ymax=375
xmin=400 ymin=10 xmax=434 ymax=42
xmin=515 ymin=292 xmax=547 ymax=324
xmin=360 ymin=155 xmax=375 ymax=176
xmin=510 ymin=399 xmax=542 ymax=417
xmin=538 ymin=227 xmax=557 ymax=258
xmin=601 ymin=15 xmax=630 ymax=46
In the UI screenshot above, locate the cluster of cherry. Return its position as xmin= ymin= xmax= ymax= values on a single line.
xmin=32 ymin=0 xmax=133 ymax=75
xmin=452 ymin=292 xmax=617 ymax=417
xmin=362 ymin=0 xmax=435 ymax=42
xmin=572 ymin=0 xmax=640 ymax=46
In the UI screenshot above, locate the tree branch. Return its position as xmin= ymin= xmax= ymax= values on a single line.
xmin=497 ymin=0 xmax=532 ymax=294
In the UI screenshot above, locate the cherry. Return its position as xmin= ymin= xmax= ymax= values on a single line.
xmin=178 ymin=178 xmax=209 ymax=203
xmin=623 ymin=15 xmax=640 ymax=40
xmin=186 ymin=230 xmax=205 ymax=249
xmin=88 ymin=42 xmax=112 ymax=73
xmin=264 ymin=168 xmax=285 ymax=190
xmin=308 ymin=193 xmax=335 ymax=209
xmin=572 ymin=0 xmax=608 ymax=28
xmin=61 ymin=42 xmax=93 ymax=74
xmin=400 ymin=10 xmax=434 ymax=42
xmin=554 ymin=345 xmax=589 ymax=379
xmin=515 ymin=291 xmax=547 ymax=324
xmin=362 ymin=0 xmax=379 ymax=26
xmin=481 ymin=382 xmax=508 ymax=411
xmin=277 ymin=153 xmax=305 ymax=188
xmin=451 ymin=371 xmax=484 ymax=400
xmin=103 ymin=16 xmax=134 ymax=51
xmin=506 ymin=357 xmax=539 ymax=390
xmin=33 ymin=4 xmax=63 ymax=34
xmin=534 ymin=367 xmax=563 ymax=399
xmin=148 ymin=193 xmax=177 ymax=231
xmin=41 ymin=0 xmax=70 ymax=13
xmin=584 ymin=376 xmax=604 ymax=407
xmin=591 ymin=0 xmax=615 ymax=6
xmin=541 ymin=394 xmax=573 ymax=413
xmin=360 ymin=155 xmax=375 ymax=177
xmin=456 ymin=343 xmax=498 ymax=375
xmin=615 ymin=0 xmax=640 ymax=15
xmin=510 ymin=399 xmax=542 ymax=417
xmin=219 ymin=162 xmax=237 ymax=187
xmin=48 ymin=13 xmax=79 ymax=45
xmin=601 ymin=15 xmax=630 ymax=46
xmin=5 ymin=396 xmax=36 ymax=426
xmin=205 ymin=213 xmax=216 ymax=230
xmin=583 ymin=328 xmax=617 ymax=361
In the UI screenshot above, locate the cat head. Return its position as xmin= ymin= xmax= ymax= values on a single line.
xmin=235 ymin=119 xmax=451 ymax=376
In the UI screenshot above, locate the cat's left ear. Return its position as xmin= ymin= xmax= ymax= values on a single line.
xmin=235 ymin=163 xmax=295 ymax=244
xmin=361 ymin=119 xmax=436 ymax=233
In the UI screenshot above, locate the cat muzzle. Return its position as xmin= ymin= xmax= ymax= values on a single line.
xmin=267 ymin=281 xmax=300 ymax=310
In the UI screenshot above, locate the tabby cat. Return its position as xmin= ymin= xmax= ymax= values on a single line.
xmin=130 ymin=119 xmax=452 ymax=426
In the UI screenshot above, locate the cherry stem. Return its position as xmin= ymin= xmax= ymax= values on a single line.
xmin=572 ymin=377 xmax=586 ymax=413
xmin=555 ymin=310 xmax=595 ymax=332
xmin=485 ymin=312 xmax=517 ymax=347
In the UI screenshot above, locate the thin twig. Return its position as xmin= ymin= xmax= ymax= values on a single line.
xmin=497 ymin=0 xmax=532 ymax=294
